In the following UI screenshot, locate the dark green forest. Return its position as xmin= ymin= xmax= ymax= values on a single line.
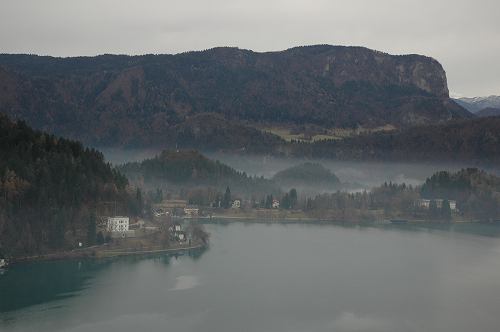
xmin=0 ymin=114 xmax=139 ymax=257
xmin=0 ymin=46 xmax=469 ymax=149
xmin=305 ymin=168 xmax=500 ymax=221
xmin=272 ymin=162 xmax=341 ymax=189
xmin=290 ymin=117 xmax=500 ymax=163
xmin=118 ymin=150 xmax=279 ymax=196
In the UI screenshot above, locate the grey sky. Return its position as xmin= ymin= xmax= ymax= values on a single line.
xmin=1 ymin=0 xmax=499 ymax=97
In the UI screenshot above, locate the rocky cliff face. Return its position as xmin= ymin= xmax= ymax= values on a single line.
xmin=0 ymin=45 xmax=470 ymax=147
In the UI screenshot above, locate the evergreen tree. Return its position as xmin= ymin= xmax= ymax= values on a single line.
xmin=441 ymin=199 xmax=452 ymax=221
xmin=429 ymin=200 xmax=439 ymax=220
xmin=86 ymin=212 xmax=97 ymax=246
xmin=265 ymin=194 xmax=273 ymax=209
xmin=282 ymin=193 xmax=290 ymax=209
xmin=96 ymin=231 xmax=104 ymax=245
xmin=223 ymin=186 xmax=231 ymax=209
xmin=135 ymin=188 xmax=144 ymax=215
xmin=289 ymin=188 xmax=298 ymax=209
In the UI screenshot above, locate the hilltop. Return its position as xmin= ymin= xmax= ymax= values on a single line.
xmin=0 ymin=45 xmax=469 ymax=148
xmin=118 ymin=150 xmax=279 ymax=195
xmin=272 ymin=163 xmax=341 ymax=190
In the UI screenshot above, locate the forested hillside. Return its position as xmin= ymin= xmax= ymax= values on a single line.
xmin=0 ymin=45 xmax=470 ymax=148
xmin=118 ymin=150 xmax=278 ymax=195
xmin=421 ymin=168 xmax=500 ymax=219
xmin=0 ymin=115 xmax=139 ymax=257
xmin=291 ymin=117 xmax=500 ymax=163
xmin=272 ymin=163 xmax=341 ymax=190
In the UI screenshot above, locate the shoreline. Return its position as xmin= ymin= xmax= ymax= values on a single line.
xmin=205 ymin=215 xmax=488 ymax=224
xmin=9 ymin=242 xmax=207 ymax=265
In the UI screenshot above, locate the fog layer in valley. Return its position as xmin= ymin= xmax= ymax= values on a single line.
xmin=101 ymin=148 xmax=500 ymax=192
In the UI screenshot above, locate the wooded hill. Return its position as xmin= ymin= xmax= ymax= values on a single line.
xmin=118 ymin=150 xmax=279 ymax=195
xmin=0 ymin=114 xmax=140 ymax=257
xmin=272 ymin=163 xmax=341 ymax=190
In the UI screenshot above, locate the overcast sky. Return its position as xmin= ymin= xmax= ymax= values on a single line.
xmin=1 ymin=0 xmax=499 ymax=97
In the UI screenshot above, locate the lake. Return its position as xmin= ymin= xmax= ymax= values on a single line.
xmin=2 ymin=221 xmax=500 ymax=332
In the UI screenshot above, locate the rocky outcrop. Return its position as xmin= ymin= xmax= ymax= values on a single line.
xmin=0 ymin=45 xmax=470 ymax=147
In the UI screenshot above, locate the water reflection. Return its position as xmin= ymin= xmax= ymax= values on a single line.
xmin=2 ymin=223 xmax=500 ymax=332
xmin=0 ymin=248 xmax=207 ymax=314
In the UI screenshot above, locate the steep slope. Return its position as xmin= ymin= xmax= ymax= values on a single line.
xmin=0 ymin=45 xmax=470 ymax=148
xmin=0 ymin=114 xmax=137 ymax=257
xmin=292 ymin=117 xmax=500 ymax=163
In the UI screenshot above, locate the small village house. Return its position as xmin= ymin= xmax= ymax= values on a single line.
xmin=415 ymin=199 xmax=457 ymax=211
xmin=272 ymin=199 xmax=280 ymax=209
xmin=107 ymin=217 xmax=129 ymax=232
xmin=169 ymin=222 xmax=187 ymax=242
xmin=184 ymin=206 xmax=199 ymax=218
xmin=232 ymin=199 xmax=241 ymax=209
xmin=153 ymin=200 xmax=188 ymax=216
xmin=415 ymin=199 xmax=431 ymax=209
xmin=107 ymin=216 xmax=136 ymax=238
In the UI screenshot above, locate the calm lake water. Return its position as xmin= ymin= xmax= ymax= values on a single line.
xmin=2 ymin=221 xmax=500 ymax=332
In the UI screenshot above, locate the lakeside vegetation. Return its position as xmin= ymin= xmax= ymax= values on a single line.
xmin=1 ymin=113 xmax=499 ymax=261
xmin=0 ymin=115 xmax=146 ymax=257
xmin=304 ymin=168 xmax=500 ymax=222
xmin=118 ymin=149 xmax=500 ymax=223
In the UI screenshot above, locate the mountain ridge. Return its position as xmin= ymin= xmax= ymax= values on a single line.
xmin=454 ymin=95 xmax=500 ymax=113
xmin=0 ymin=45 xmax=470 ymax=148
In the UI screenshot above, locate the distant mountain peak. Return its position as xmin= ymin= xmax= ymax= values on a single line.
xmin=454 ymin=95 xmax=500 ymax=113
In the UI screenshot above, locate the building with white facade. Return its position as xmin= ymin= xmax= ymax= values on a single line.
xmin=107 ymin=217 xmax=130 ymax=232
xmin=272 ymin=199 xmax=280 ymax=209
xmin=232 ymin=199 xmax=241 ymax=209
xmin=415 ymin=199 xmax=457 ymax=211
xmin=184 ymin=207 xmax=199 ymax=218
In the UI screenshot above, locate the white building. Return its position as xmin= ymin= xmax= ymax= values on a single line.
xmin=434 ymin=199 xmax=444 ymax=209
xmin=415 ymin=199 xmax=457 ymax=211
xmin=272 ymin=199 xmax=280 ymax=209
xmin=107 ymin=217 xmax=129 ymax=232
xmin=415 ymin=199 xmax=431 ymax=209
xmin=184 ymin=207 xmax=199 ymax=218
xmin=232 ymin=199 xmax=241 ymax=209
